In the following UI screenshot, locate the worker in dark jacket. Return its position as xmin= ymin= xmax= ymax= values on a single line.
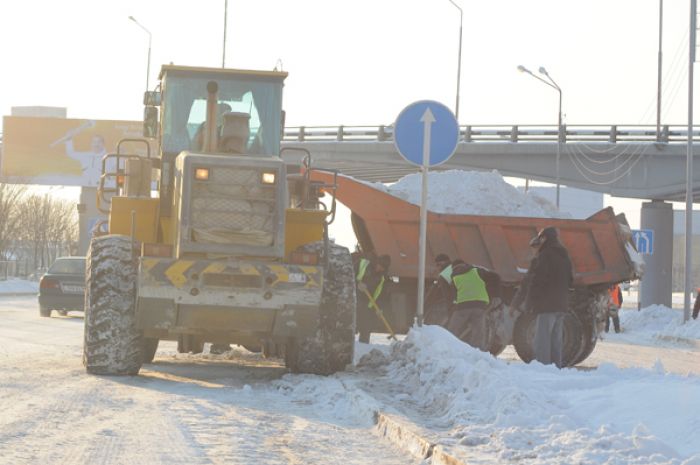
xmin=424 ymin=253 xmax=453 ymax=326
xmin=522 ymin=227 xmax=573 ymax=368
xmin=693 ymin=288 xmax=700 ymax=320
xmin=356 ymin=254 xmax=391 ymax=343
xmin=446 ymin=259 xmax=500 ymax=351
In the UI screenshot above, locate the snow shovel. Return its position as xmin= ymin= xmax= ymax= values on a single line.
xmin=361 ymin=288 xmax=398 ymax=341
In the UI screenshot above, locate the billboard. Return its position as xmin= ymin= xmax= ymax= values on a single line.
xmin=1 ymin=116 xmax=156 ymax=187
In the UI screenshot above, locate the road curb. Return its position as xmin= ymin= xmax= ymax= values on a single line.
xmin=374 ymin=411 xmax=467 ymax=465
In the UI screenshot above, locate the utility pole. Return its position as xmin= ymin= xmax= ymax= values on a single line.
xmin=657 ymin=0 xmax=663 ymax=141
xmin=684 ymin=0 xmax=696 ymax=323
xmin=222 ymin=0 xmax=228 ymax=68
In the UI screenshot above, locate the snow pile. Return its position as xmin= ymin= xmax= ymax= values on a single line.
xmin=374 ymin=170 xmax=567 ymax=217
xmin=272 ymin=374 xmax=381 ymax=426
xmin=362 ymin=325 xmax=700 ymax=463
xmin=618 ymin=305 xmax=700 ymax=342
xmin=0 ymin=278 xmax=38 ymax=294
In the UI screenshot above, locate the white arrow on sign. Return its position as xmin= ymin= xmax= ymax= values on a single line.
xmin=416 ymin=107 xmax=436 ymax=327
xmin=420 ymin=108 xmax=436 ymax=167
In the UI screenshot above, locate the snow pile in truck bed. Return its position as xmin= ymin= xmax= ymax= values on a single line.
xmin=363 ymin=325 xmax=700 ymax=463
xmin=375 ymin=169 xmax=567 ymax=217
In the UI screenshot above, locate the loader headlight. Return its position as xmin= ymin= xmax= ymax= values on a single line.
xmin=261 ymin=172 xmax=276 ymax=184
xmin=194 ymin=168 xmax=210 ymax=181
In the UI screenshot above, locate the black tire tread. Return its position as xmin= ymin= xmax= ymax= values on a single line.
xmin=83 ymin=235 xmax=143 ymax=376
xmin=286 ymin=242 xmax=356 ymax=375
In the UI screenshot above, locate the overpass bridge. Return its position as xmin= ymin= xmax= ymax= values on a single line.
xmin=282 ymin=124 xmax=700 ymax=202
xmin=282 ymin=123 xmax=700 ymax=310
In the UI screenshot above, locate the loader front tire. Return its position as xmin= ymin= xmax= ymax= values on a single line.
xmin=83 ymin=235 xmax=143 ymax=376
xmin=286 ymin=242 xmax=356 ymax=375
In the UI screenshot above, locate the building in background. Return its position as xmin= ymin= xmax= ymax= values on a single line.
xmin=672 ymin=210 xmax=700 ymax=292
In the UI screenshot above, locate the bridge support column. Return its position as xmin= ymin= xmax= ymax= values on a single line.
xmin=640 ymin=200 xmax=673 ymax=308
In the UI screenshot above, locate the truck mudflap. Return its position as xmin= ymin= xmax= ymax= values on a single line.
xmin=137 ymin=257 xmax=323 ymax=309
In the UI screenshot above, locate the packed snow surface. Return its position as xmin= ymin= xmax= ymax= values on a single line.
xmin=0 ymin=278 xmax=38 ymax=294
xmin=360 ymin=325 xmax=700 ymax=464
xmin=614 ymin=304 xmax=700 ymax=344
xmin=374 ymin=169 xmax=566 ymax=217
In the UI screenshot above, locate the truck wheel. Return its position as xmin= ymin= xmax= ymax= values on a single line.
xmin=39 ymin=305 xmax=51 ymax=318
xmin=83 ymin=235 xmax=143 ymax=376
xmin=177 ymin=335 xmax=205 ymax=354
xmin=569 ymin=288 xmax=607 ymax=365
xmin=513 ymin=311 xmax=582 ymax=367
xmin=286 ymin=242 xmax=357 ymax=375
xmin=513 ymin=312 xmax=536 ymax=363
xmin=142 ymin=338 xmax=159 ymax=363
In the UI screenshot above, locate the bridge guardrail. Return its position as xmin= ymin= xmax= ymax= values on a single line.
xmin=283 ymin=124 xmax=700 ymax=144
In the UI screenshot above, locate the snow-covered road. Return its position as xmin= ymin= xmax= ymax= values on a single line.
xmin=1 ymin=295 xmax=699 ymax=465
xmin=0 ymin=296 xmax=413 ymax=465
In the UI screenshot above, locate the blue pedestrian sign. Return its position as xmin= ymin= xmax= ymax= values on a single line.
xmin=394 ymin=100 xmax=459 ymax=167
xmin=631 ymin=229 xmax=654 ymax=255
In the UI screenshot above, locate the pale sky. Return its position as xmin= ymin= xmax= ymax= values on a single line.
xmin=1 ymin=0 xmax=697 ymax=229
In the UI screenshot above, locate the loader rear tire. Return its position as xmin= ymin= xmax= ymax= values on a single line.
xmin=286 ymin=242 xmax=356 ymax=375
xmin=83 ymin=235 xmax=143 ymax=376
xmin=177 ymin=335 xmax=205 ymax=354
xmin=141 ymin=338 xmax=159 ymax=363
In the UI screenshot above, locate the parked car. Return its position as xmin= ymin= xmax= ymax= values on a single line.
xmin=38 ymin=257 xmax=86 ymax=317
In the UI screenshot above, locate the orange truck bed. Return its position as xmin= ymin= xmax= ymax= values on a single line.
xmin=311 ymin=171 xmax=641 ymax=287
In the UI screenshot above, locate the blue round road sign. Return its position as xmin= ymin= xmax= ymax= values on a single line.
xmin=394 ymin=100 xmax=459 ymax=167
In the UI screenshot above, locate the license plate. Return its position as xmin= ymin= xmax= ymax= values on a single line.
xmin=61 ymin=284 xmax=85 ymax=294
xmin=287 ymin=273 xmax=307 ymax=284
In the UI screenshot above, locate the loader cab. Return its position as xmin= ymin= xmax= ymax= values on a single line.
xmin=158 ymin=65 xmax=286 ymax=158
xmin=151 ymin=65 xmax=288 ymax=217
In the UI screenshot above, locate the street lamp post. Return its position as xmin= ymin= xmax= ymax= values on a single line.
xmin=518 ymin=65 xmax=563 ymax=208
xmin=447 ymin=0 xmax=463 ymax=121
xmin=129 ymin=16 xmax=152 ymax=92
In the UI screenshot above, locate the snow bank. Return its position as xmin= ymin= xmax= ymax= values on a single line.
xmin=373 ymin=170 xmax=567 ymax=217
xmin=618 ymin=305 xmax=700 ymax=342
xmin=361 ymin=325 xmax=700 ymax=463
xmin=0 ymin=278 xmax=38 ymax=294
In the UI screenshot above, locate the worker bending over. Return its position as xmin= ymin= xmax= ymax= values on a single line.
xmin=356 ymin=254 xmax=391 ymax=343
xmin=447 ymin=259 xmax=500 ymax=352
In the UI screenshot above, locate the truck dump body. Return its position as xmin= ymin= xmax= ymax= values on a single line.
xmin=311 ymin=171 xmax=640 ymax=287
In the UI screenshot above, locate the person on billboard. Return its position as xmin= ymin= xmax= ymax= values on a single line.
xmin=52 ymin=120 xmax=107 ymax=187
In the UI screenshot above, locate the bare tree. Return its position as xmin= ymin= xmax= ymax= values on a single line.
xmin=17 ymin=193 xmax=78 ymax=270
xmin=0 ymin=183 xmax=26 ymax=260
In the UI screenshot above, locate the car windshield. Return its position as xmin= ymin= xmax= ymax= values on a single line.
xmin=48 ymin=258 xmax=86 ymax=275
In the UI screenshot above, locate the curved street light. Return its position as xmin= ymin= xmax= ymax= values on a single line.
xmin=518 ymin=64 xmax=563 ymax=208
xmin=447 ymin=0 xmax=463 ymax=121
xmin=128 ymin=16 xmax=152 ymax=92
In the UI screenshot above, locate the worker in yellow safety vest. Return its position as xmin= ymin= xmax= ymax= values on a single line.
xmin=447 ymin=259 xmax=500 ymax=352
xmin=356 ymin=254 xmax=391 ymax=343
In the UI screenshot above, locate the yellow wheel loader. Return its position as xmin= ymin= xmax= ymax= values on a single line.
xmin=82 ymin=65 xmax=355 ymax=376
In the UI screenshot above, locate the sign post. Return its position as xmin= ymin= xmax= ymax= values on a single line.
xmin=394 ymin=101 xmax=459 ymax=326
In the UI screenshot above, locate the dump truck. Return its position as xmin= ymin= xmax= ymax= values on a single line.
xmin=310 ymin=171 xmax=643 ymax=367
xmin=82 ymin=65 xmax=355 ymax=376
